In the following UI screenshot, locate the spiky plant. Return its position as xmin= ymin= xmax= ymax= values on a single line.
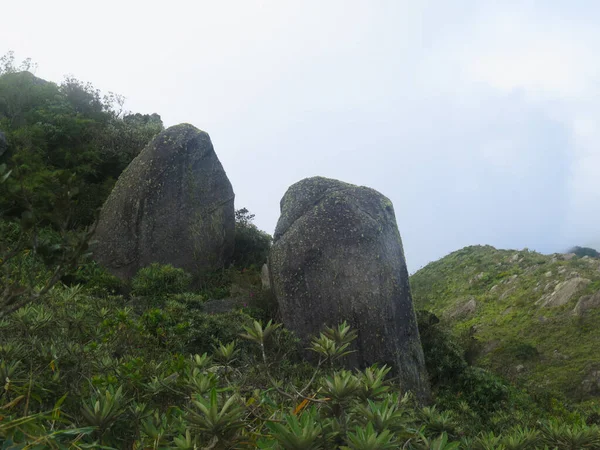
xmin=341 ymin=421 xmax=399 ymax=450
xmin=266 ymin=407 xmax=325 ymax=450
xmin=186 ymin=387 xmax=246 ymax=446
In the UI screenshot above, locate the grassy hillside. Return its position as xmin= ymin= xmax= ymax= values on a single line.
xmin=411 ymin=245 xmax=600 ymax=402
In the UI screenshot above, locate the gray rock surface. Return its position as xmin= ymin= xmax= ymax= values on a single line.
xmin=573 ymin=291 xmax=600 ymax=316
xmin=94 ymin=124 xmax=235 ymax=280
xmin=537 ymin=277 xmax=591 ymax=308
xmin=269 ymin=176 xmax=430 ymax=400
xmin=261 ymin=263 xmax=271 ymax=290
xmin=448 ymin=297 xmax=477 ymax=319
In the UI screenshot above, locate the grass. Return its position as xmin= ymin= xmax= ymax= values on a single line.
xmin=411 ymin=245 xmax=600 ymax=402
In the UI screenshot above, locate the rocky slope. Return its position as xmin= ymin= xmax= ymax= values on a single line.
xmin=410 ymin=245 xmax=600 ymax=401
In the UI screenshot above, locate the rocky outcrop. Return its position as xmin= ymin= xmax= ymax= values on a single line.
xmin=448 ymin=297 xmax=477 ymax=319
xmin=269 ymin=176 xmax=430 ymax=400
xmin=573 ymin=291 xmax=600 ymax=316
xmin=537 ymin=277 xmax=591 ymax=308
xmin=94 ymin=124 xmax=235 ymax=280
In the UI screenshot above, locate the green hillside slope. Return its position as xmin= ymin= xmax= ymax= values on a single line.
xmin=411 ymin=245 xmax=600 ymax=401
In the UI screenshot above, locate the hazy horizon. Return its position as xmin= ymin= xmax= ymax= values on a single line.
xmin=2 ymin=1 xmax=599 ymax=272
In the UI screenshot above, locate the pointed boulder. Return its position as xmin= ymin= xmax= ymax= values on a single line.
xmin=94 ymin=124 xmax=235 ymax=279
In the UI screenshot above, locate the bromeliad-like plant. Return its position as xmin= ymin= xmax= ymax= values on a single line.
xmin=186 ymin=387 xmax=246 ymax=447
xmin=499 ymin=425 xmax=540 ymax=450
xmin=80 ymin=385 xmax=126 ymax=436
xmin=356 ymin=365 xmax=391 ymax=401
xmin=265 ymin=407 xmax=325 ymax=450
xmin=310 ymin=321 xmax=357 ymax=367
xmin=353 ymin=394 xmax=411 ymax=434
xmin=341 ymin=421 xmax=399 ymax=450
xmin=420 ymin=406 xmax=458 ymax=437
xmin=541 ymin=419 xmax=600 ymax=449
xmin=241 ymin=319 xmax=282 ymax=364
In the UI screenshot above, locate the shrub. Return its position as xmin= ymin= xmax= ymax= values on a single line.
xmin=416 ymin=310 xmax=467 ymax=386
xmin=132 ymin=263 xmax=192 ymax=298
xmin=569 ymin=246 xmax=600 ymax=258
xmin=232 ymin=208 xmax=272 ymax=268
xmin=504 ymin=341 xmax=539 ymax=362
xmin=67 ymin=261 xmax=123 ymax=295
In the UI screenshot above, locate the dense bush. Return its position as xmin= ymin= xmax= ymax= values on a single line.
xmin=570 ymin=246 xmax=600 ymax=258
xmin=232 ymin=208 xmax=272 ymax=268
xmin=417 ymin=310 xmax=467 ymax=386
xmin=132 ymin=263 xmax=192 ymax=298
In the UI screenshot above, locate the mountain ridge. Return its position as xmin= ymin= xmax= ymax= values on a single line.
xmin=410 ymin=244 xmax=600 ymax=401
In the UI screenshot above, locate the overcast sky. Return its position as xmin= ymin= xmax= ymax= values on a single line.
xmin=2 ymin=1 xmax=599 ymax=272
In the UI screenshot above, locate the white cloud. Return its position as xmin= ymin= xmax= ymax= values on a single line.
xmin=1 ymin=1 xmax=599 ymax=269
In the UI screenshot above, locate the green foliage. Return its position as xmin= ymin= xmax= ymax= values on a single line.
xmin=417 ymin=310 xmax=467 ymax=386
xmin=266 ymin=408 xmax=325 ymax=449
xmin=132 ymin=263 xmax=192 ymax=299
xmin=232 ymin=208 xmax=272 ymax=268
xmin=0 ymin=53 xmax=163 ymax=228
xmin=342 ymin=422 xmax=399 ymax=449
xmin=186 ymin=388 xmax=246 ymax=447
xmin=541 ymin=419 xmax=600 ymax=449
xmin=411 ymin=245 xmax=600 ymax=401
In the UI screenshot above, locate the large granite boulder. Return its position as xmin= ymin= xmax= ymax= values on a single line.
xmin=94 ymin=124 xmax=235 ymax=280
xmin=269 ymin=176 xmax=430 ymax=400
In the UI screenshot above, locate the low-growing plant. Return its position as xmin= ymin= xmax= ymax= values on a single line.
xmin=132 ymin=263 xmax=192 ymax=299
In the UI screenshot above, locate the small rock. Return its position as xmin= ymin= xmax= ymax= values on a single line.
xmin=510 ymin=253 xmax=520 ymax=262
xmin=581 ymin=370 xmax=600 ymax=395
xmin=552 ymin=349 xmax=570 ymax=360
xmin=562 ymin=253 xmax=577 ymax=260
xmin=500 ymin=287 xmax=516 ymax=300
xmin=260 ymin=264 xmax=271 ymax=290
xmin=482 ymin=340 xmax=500 ymax=354
xmin=516 ymin=364 xmax=525 ymax=373
xmin=544 ymin=271 xmax=552 ymax=278
xmin=448 ymin=297 xmax=477 ymax=318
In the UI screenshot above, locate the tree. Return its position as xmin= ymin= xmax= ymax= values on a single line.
xmin=232 ymin=208 xmax=272 ymax=268
xmin=569 ymin=246 xmax=600 ymax=258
